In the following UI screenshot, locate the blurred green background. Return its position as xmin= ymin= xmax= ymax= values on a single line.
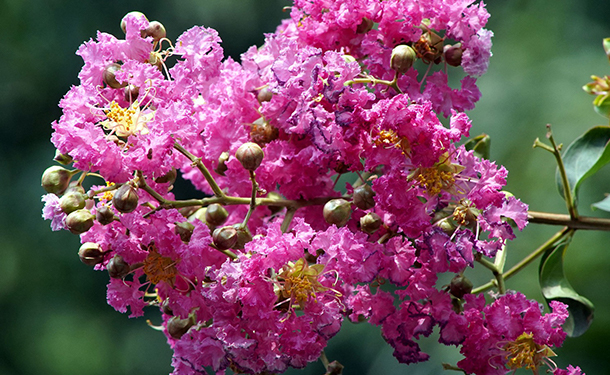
xmin=2 ymin=0 xmax=610 ymax=374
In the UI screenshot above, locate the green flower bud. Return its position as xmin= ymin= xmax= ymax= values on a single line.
xmin=390 ymin=45 xmax=417 ymax=74
xmin=112 ymin=184 xmax=139 ymax=213
xmin=450 ymin=275 xmax=473 ymax=299
xmin=232 ymin=225 xmax=252 ymax=250
xmin=444 ymin=43 xmax=463 ymax=67
xmin=188 ymin=207 xmax=207 ymax=223
xmin=360 ymin=212 xmax=382 ymax=234
xmin=257 ymin=87 xmax=273 ymax=104
xmin=324 ymin=360 xmax=345 ymax=375
xmin=161 ymin=298 xmax=173 ymax=316
xmin=235 ymin=142 xmax=264 ymax=171
xmin=41 ymin=166 xmax=72 ymax=195
xmin=143 ymin=21 xmax=166 ymax=41
xmin=214 ymin=151 xmax=230 ymax=176
xmin=96 ymin=205 xmax=116 ymax=225
xmin=78 ymin=242 xmax=105 ymax=266
xmin=154 ymin=168 xmax=177 ymax=184
xmin=124 ymin=84 xmax=140 ymax=102
xmin=121 ymin=11 xmax=147 ymax=34
xmin=59 ymin=191 xmax=87 ymax=214
xmin=53 ymin=150 xmax=73 ymax=165
xmin=352 ymin=184 xmax=376 ymax=210
xmin=175 ymin=221 xmax=195 ymax=243
xmin=356 ymin=17 xmax=374 ymax=34
xmin=103 ymin=63 xmax=126 ymax=89
xmin=323 ymin=199 xmax=352 ymax=227
xmin=212 ymin=226 xmax=238 ymax=250
xmin=204 ymin=204 xmax=229 ymax=227
xmin=266 ymin=191 xmax=284 ymax=214
xmin=107 ymin=254 xmax=130 ymax=279
xmin=65 ymin=209 xmax=95 ymax=234
xmin=167 ymin=315 xmax=194 ymax=339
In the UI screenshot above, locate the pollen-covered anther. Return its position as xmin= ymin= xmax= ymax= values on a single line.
xmin=452 ymin=200 xmax=480 ymax=227
xmin=503 ymin=332 xmax=556 ymax=371
xmin=277 ymin=258 xmax=327 ymax=309
xmin=415 ymin=166 xmax=455 ymax=196
xmin=100 ymin=101 xmax=152 ymax=138
xmin=374 ymin=129 xmax=410 ymax=155
xmin=143 ymin=245 xmax=179 ymax=286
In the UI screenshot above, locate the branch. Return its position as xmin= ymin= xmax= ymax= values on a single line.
xmin=528 ymin=210 xmax=610 ymax=231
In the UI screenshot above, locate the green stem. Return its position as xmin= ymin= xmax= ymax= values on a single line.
xmin=281 ymin=207 xmax=297 ymax=233
xmin=475 ymin=255 xmax=506 ymax=294
xmin=174 ymin=141 xmax=226 ymax=198
xmin=240 ymin=171 xmax=258 ymax=228
xmin=472 ymin=227 xmax=572 ymax=294
xmin=528 ymin=210 xmax=610 ymax=231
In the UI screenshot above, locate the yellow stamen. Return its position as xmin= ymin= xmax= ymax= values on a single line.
xmin=100 ymin=101 xmax=152 ymax=138
xmin=374 ymin=129 xmax=410 ymax=154
xmin=504 ymin=332 xmax=556 ymax=371
xmin=143 ymin=245 xmax=178 ymax=286
xmin=277 ymin=258 xmax=327 ymax=309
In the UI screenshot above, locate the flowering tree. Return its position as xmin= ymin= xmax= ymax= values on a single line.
xmin=41 ymin=1 xmax=610 ymax=374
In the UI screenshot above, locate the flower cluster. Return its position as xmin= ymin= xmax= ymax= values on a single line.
xmin=41 ymin=1 xmax=583 ymax=374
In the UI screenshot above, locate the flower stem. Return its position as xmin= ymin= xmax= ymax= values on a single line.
xmin=528 ymin=210 xmax=610 ymax=231
xmin=475 ymin=255 xmax=506 ymax=294
xmin=240 ymin=171 xmax=258 ymax=228
xmin=174 ymin=141 xmax=226 ymax=198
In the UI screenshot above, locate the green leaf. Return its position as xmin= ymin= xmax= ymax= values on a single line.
xmin=539 ymin=232 xmax=594 ymax=337
xmin=556 ymin=126 xmax=610 ymax=202
xmin=463 ymin=133 xmax=490 ymax=159
xmin=592 ymin=194 xmax=610 ymax=211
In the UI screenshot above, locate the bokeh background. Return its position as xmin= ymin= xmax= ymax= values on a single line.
xmin=2 ymin=0 xmax=610 ymax=374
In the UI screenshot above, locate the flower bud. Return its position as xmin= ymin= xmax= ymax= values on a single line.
xmin=124 ymin=84 xmax=140 ymax=102
xmin=257 ymin=87 xmax=273 ymax=104
xmin=59 ymin=191 xmax=87 ymax=214
xmin=214 ymin=151 xmax=230 ymax=176
xmin=204 ymin=204 xmax=229 ymax=227
xmin=360 ymin=212 xmax=382 ymax=234
xmin=356 ymin=17 xmax=374 ymax=34
xmin=175 ymin=221 xmax=195 ymax=243
xmin=96 ymin=205 xmax=116 ymax=225
xmin=232 ymin=225 xmax=252 ymax=250
xmin=450 ymin=275 xmax=473 ymax=299
xmin=212 ymin=226 xmax=238 ymax=250
xmin=325 ymin=360 xmax=344 ymax=375
xmin=78 ymin=242 xmax=105 ymax=266
xmin=323 ymin=199 xmax=352 ymax=227
xmin=103 ymin=63 xmax=126 ymax=89
xmin=107 ymin=254 xmax=130 ymax=279
xmin=154 ymin=168 xmax=177 ymax=184
xmin=53 ymin=150 xmax=73 ymax=165
xmin=41 ymin=166 xmax=72 ymax=195
xmin=235 ymin=142 xmax=264 ymax=171
xmin=444 ymin=43 xmax=463 ymax=67
xmin=188 ymin=207 xmax=207 ymax=223
xmin=143 ymin=21 xmax=166 ymax=41
xmin=390 ymin=45 xmax=417 ymax=74
xmin=65 ymin=209 xmax=95 ymax=234
xmin=112 ymin=184 xmax=139 ymax=213
xmin=352 ymin=184 xmax=376 ymax=210
xmin=161 ymin=298 xmax=173 ymax=316
xmin=121 ymin=11 xmax=147 ymax=33
xmin=266 ymin=191 xmax=284 ymax=214
xmin=167 ymin=315 xmax=194 ymax=339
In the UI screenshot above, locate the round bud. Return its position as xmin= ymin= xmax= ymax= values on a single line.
xmin=235 ymin=142 xmax=264 ymax=171
xmin=59 ymin=191 xmax=87 ymax=214
xmin=360 ymin=212 xmax=382 ymax=234
xmin=232 ymin=225 xmax=252 ymax=250
xmin=266 ymin=191 xmax=284 ymax=214
xmin=356 ymin=17 xmax=374 ymax=34
xmin=257 ymin=87 xmax=273 ymax=104
xmin=112 ymin=184 xmax=139 ymax=213
xmin=103 ymin=63 xmax=126 ymax=89
xmin=215 ymin=151 xmax=230 ymax=176
xmin=167 ymin=315 xmax=194 ymax=339
xmin=41 ymin=166 xmax=72 ymax=195
xmin=124 ymin=84 xmax=140 ymax=102
xmin=143 ymin=21 xmax=166 ymax=41
xmin=449 ymin=275 xmax=473 ymax=299
xmin=188 ymin=207 xmax=207 ymax=223
xmin=204 ymin=204 xmax=229 ymax=227
xmin=65 ymin=209 xmax=95 ymax=234
xmin=390 ymin=45 xmax=417 ymax=74
xmin=107 ymin=254 xmax=130 ymax=279
xmin=444 ymin=44 xmax=463 ymax=67
xmin=436 ymin=218 xmax=456 ymax=235
xmin=154 ymin=168 xmax=177 ymax=184
xmin=175 ymin=221 xmax=195 ymax=243
xmin=323 ymin=199 xmax=352 ymax=227
xmin=53 ymin=150 xmax=73 ymax=165
xmin=78 ymin=242 xmax=105 ymax=266
xmin=121 ymin=11 xmax=147 ymax=33
xmin=326 ymin=360 xmax=345 ymax=375
xmin=352 ymin=184 xmax=376 ymax=210
xmin=161 ymin=298 xmax=173 ymax=316
xmin=212 ymin=226 xmax=238 ymax=250
xmin=96 ymin=205 xmax=116 ymax=225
